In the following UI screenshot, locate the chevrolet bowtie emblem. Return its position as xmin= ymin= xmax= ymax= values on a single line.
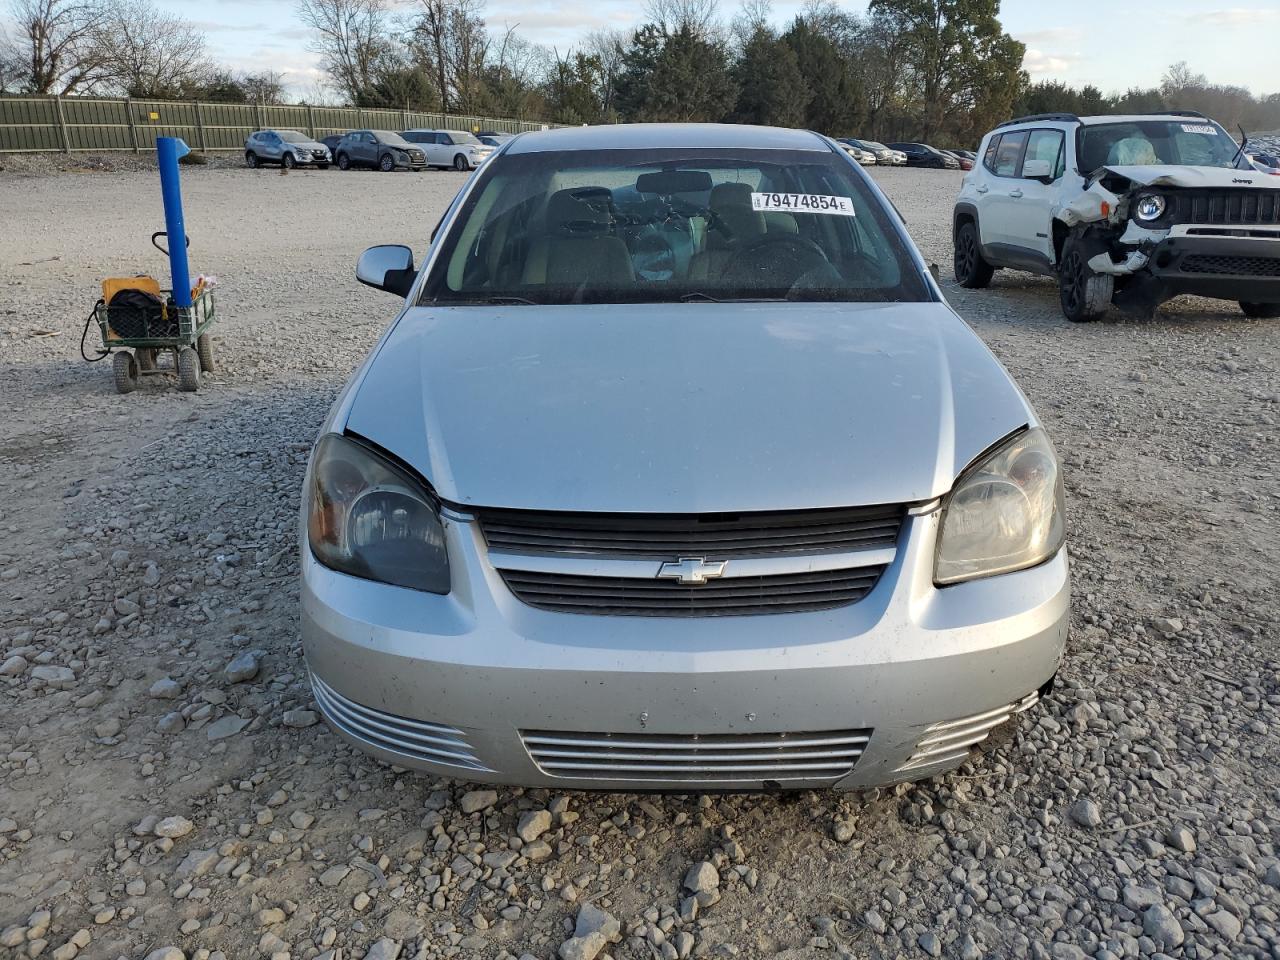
xmin=656 ymin=557 xmax=727 ymax=585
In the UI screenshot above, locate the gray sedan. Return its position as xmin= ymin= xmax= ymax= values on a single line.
xmin=301 ymin=123 xmax=1069 ymax=792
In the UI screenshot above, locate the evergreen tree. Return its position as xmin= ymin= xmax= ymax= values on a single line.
xmin=731 ymin=26 xmax=808 ymax=126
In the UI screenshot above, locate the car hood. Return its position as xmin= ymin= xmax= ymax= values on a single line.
xmin=1100 ymin=164 xmax=1280 ymax=189
xmin=343 ymin=302 xmax=1032 ymax=513
xmin=292 ymin=140 xmax=328 ymax=151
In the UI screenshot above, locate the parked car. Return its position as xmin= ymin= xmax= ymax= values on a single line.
xmin=1249 ymin=152 xmax=1280 ymax=175
xmin=478 ymin=133 xmax=515 ymax=148
xmin=244 ymin=129 xmax=330 ymax=169
xmin=333 ymin=131 xmax=427 ymax=172
xmin=844 ymin=138 xmax=906 ymax=166
xmin=886 ymin=142 xmax=960 ymax=169
xmin=320 ymin=134 xmax=347 ymax=159
xmin=953 ymin=110 xmax=1280 ymax=321
xmin=400 ymin=129 xmax=494 ymax=170
xmin=301 ymin=123 xmax=1069 ymax=792
xmin=838 ymin=141 xmax=876 ymax=165
xmin=943 ymin=150 xmax=975 ymax=171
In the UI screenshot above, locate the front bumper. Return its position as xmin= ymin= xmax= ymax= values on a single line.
xmin=1114 ymin=232 xmax=1280 ymax=309
xmin=302 ymin=508 xmax=1069 ymax=791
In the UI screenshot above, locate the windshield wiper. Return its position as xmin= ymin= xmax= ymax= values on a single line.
xmin=679 ymin=292 xmax=788 ymax=303
xmin=434 ymin=295 xmax=539 ymax=306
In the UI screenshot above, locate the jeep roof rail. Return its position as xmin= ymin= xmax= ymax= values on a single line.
xmin=996 ymin=113 xmax=1079 ymax=128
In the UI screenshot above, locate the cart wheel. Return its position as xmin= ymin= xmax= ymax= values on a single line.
xmin=196 ymin=333 xmax=215 ymax=373
xmin=113 ymin=351 xmax=139 ymax=394
xmin=136 ymin=348 xmax=157 ymax=372
xmin=177 ymin=347 xmax=200 ymax=392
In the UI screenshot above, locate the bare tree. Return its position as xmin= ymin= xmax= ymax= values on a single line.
xmin=0 ymin=24 xmax=27 ymax=91
xmin=97 ymin=0 xmax=211 ymax=98
xmin=409 ymin=0 xmax=489 ymax=113
xmin=297 ymin=0 xmax=390 ymax=105
xmin=583 ymin=27 xmax=626 ymax=116
xmin=6 ymin=0 xmax=110 ymax=93
xmin=642 ymin=0 xmax=720 ymax=38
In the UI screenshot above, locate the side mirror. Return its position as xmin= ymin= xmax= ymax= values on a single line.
xmin=1022 ymin=158 xmax=1054 ymax=181
xmin=357 ymin=245 xmax=417 ymax=298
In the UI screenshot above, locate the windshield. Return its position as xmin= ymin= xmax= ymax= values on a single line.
xmin=863 ymin=141 xmax=888 ymax=151
xmin=420 ymin=147 xmax=928 ymax=306
xmin=1078 ymin=119 xmax=1242 ymax=172
xmin=280 ymin=131 xmax=311 ymax=143
xmin=373 ymin=131 xmax=411 ymax=146
xmin=448 ymin=131 xmax=481 ymax=145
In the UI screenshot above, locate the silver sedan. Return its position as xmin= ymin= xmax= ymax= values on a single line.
xmin=300 ymin=123 xmax=1069 ymax=792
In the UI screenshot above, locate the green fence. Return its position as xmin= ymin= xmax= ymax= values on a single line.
xmin=0 ymin=95 xmax=552 ymax=153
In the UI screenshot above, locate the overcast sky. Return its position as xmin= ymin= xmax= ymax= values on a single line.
xmin=142 ymin=0 xmax=1280 ymax=101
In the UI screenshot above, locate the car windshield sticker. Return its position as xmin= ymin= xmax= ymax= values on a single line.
xmin=1180 ymin=124 xmax=1217 ymax=135
xmin=751 ymin=193 xmax=855 ymax=216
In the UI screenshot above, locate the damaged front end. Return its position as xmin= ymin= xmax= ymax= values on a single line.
xmin=1057 ymin=165 xmax=1280 ymax=315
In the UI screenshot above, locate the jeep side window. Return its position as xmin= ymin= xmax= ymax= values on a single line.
xmin=982 ymin=136 xmax=999 ymax=171
xmin=1022 ymin=129 xmax=1065 ymax=179
xmin=992 ymin=131 xmax=1028 ymax=177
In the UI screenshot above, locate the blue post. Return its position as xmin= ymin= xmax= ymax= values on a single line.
xmin=156 ymin=137 xmax=193 ymax=307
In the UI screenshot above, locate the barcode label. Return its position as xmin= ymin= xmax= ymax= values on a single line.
xmin=750 ymin=193 xmax=856 ymax=216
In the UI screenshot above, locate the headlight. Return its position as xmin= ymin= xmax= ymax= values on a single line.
xmin=306 ymin=434 xmax=450 ymax=594
xmin=1133 ymin=194 xmax=1166 ymax=221
xmin=935 ymin=427 xmax=1064 ymax=585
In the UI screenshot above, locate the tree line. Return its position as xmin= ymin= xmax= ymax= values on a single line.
xmin=0 ymin=0 xmax=285 ymax=103
xmin=4 ymin=0 xmax=1277 ymax=145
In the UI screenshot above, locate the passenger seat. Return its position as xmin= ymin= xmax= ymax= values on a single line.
xmin=522 ymin=188 xmax=634 ymax=286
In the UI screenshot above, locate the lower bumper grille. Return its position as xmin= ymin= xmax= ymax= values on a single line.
xmin=521 ymin=728 xmax=872 ymax=782
xmin=311 ymin=674 xmax=489 ymax=771
xmin=1180 ymin=253 xmax=1280 ymax=277
xmin=499 ymin=564 xmax=887 ymax=617
xmin=895 ymin=691 xmax=1040 ymax=772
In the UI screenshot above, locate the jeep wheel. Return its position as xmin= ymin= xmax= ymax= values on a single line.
xmin=1239 ymin=301 xmax=1280 ymax=319
xmin=1058 ymin=237 xmax=1113 ymax=323
xmin=953 ymin=221 xmax=995 ymax=288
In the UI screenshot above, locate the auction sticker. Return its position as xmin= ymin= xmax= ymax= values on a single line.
xmin=751 ymin=192 xmax=855 ymax=216
xmin=1180 ymin=123 xmax=1217 ymax=135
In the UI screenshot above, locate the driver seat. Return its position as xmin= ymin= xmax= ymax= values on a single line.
xmin=688 ymin=182 xmax=769 ymax=281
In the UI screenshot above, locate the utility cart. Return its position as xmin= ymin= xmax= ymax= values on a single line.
xmin=95 ymin=272 xmax=216 ymax=393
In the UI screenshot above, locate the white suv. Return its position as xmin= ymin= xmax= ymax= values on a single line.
xmin=953 ymin=112 xmax=1280 ymax=321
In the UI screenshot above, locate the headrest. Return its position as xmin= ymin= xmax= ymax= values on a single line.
xmin=546 ymin=187 xmax=612 ymax=231
xmin=710 ymin=181 xmax=754 ymax=210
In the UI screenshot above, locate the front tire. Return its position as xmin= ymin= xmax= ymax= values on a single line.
xmin=283 ymin=153 xmax=297 ymax=169
xmin=336 ymin=153 xmax=351 ymax=171
xmin=1239 ymin=301 xmax=1280 ymax=318
xmin=113 ymin=352 xmax=138 ymax=394
xmin=177 ymin=347 xmax=200 ymax=392
xmin=245 ymin=151 xmax=259 ymax=168
xmin=1058 ymin=235 xmax=1113 ymax=323
xmin=953 ymin=221 xmax=995 ymax=288
xmin=453 ymin=154 xmax=470 ymax=172
xmin=379 ymin=153 xmax=395 ymax=172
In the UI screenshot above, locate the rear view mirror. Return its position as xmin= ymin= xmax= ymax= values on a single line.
xmin=357 ymin=245 xmax=417 ymax=297
xmin=1022 ymin=158 xmax=1053 ymax=181
xmin=636 ymin=170 xmax=714 ymax=194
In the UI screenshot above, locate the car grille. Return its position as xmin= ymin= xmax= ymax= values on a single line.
xmin=1180 ymin=254 xmax=1280 ymax=276
xmin=311 ymin=149 xmax=326 ymax=158
xmin=477 ymin=505 xmax=904 ymax=558
xmin=1168 ymin=189 xmax=1280 ymax=226
xmin=521 ymin=727 xmax=872 ymax=782
xmin=895 ymin=690 xmax=1040 ymax=772
xmin=498 ymin=565 xmax=886 ymax=617
xmin=310 ymin=675 xmax=489 ymax=770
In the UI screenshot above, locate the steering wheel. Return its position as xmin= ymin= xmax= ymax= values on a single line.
xmin=720 ymin=233 xmax=830 ymax=283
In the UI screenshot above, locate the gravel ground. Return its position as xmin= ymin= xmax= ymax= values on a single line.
xmin=1 ymin=161 xmax=1279 ymax=960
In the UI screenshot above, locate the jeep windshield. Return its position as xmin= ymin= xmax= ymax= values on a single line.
xmin=1078 ymin=119 xmax=1244 ymax=173
xmin=420 ymin=147 xmax=929 ymax=305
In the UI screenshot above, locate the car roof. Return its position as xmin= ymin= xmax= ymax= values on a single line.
xmin=505 ymin=123 xmax=830 ymax=155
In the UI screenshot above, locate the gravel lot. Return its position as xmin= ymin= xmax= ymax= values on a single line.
xmin=1 ymin=160 xmax=1278 ymax=960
